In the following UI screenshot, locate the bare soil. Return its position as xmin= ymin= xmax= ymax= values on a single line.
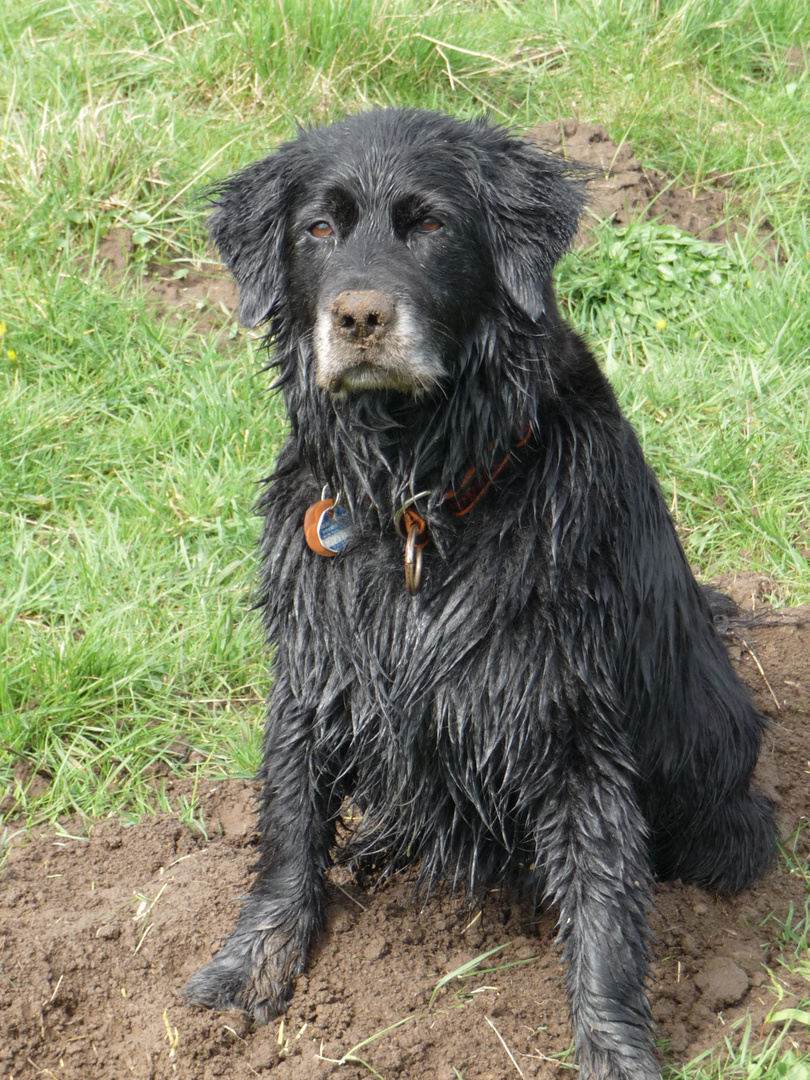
xmin=92 ymin=228 xmax=239 ymax=332
xmin=526 ymin=118 xmax=776 ymax=252
xmin=3 ymin=129 xmax=808 ymax=1080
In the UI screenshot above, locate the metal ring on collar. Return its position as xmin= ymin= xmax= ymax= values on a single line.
xmin=404 ymin=525 xmax=424 ymax=595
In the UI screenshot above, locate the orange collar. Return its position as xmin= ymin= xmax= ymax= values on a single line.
xmin=397 ymin=427 xmax=532 ymax=593
xmin=446 ymin=426 xmax=533 ymax=517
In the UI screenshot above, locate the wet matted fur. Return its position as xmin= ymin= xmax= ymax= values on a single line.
xmin=183 ymin=110 xmax=776 ymax=1080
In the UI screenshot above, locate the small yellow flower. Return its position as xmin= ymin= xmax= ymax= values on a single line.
xmin=7 ymin=349 xmax=16 ymax=361
xmin=0 ymin=321 xmax=6 ymax=336
xmin=655 ymin=318 xmax=667 ymax=331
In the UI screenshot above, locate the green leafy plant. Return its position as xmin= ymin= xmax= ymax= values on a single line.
xmin=559 ymin=221 xmax=746 ymax=333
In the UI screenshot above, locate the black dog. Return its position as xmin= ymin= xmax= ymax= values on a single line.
xmin=184 ymin=110 xmax=776 ymax=1080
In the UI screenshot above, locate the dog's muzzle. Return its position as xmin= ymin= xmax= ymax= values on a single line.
xmin=318 ymin=289 xmax=399 ymax=392
xmin=313 ymin=287 xmax=444 ymax=395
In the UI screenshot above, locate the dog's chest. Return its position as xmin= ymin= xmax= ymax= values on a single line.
xmin=295 ymin=521 xmax=556 ymax=856
xmin=285 ymin=504 xmax=554 ymax=736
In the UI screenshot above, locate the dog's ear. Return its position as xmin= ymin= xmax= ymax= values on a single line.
xmin=206 ymin=153 xmax=295 ymax=328
xmin=481 ymin=139 xmax=587 ymax=322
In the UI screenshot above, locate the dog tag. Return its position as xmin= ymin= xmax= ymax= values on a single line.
xmin=303 ymin=498 xmax=353 ymax=556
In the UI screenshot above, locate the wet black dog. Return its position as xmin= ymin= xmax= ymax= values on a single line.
xmin=184 ymin=110 xmax=775 ymax=1080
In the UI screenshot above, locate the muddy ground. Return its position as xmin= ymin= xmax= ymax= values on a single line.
xmin=2 ymin=127 xmax=808 ymax=1079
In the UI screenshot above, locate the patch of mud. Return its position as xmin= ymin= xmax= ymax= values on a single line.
xmin=527 ymin=119 xmax=775 ymax=251
xmin=2 ymin=596 xmax=809 ymax=1079
xmin=94 ymin=228 xmax=238 ymax=332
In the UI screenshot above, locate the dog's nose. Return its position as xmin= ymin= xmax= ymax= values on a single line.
xmin=330 ymin=290 xmax=394 ymax=345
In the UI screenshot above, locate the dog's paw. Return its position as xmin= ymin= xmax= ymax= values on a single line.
xmin=580 ymin=1046 xmax=660 ymax=1080
xmin=686 ymin=789 xmax=776 ymax=894
xmin=183 ymin=933 xmax=303 ymax=1024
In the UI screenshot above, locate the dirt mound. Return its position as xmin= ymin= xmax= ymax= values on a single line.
xmin=3 ymin=590 xmax=809 ymax=1079
xmin=95 ymin=228 xmax=239 ymax=330
xmin=527 ymin=118 xmax=772 ymax=249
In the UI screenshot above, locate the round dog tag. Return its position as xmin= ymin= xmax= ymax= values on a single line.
xmin=303 ymin=499 xmax=353 ymax=556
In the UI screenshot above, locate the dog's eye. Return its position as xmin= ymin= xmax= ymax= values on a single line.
xmin=417 ymin=217 xmax=442 ymax=233
xmin=309 ymin=221 xmax=334 ymax=238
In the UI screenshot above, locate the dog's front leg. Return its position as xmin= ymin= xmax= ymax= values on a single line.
xmin=538 ymin=754 xmax=658 ymax=1080
xmin=184 ymin=670 xmax=339 ymax=1023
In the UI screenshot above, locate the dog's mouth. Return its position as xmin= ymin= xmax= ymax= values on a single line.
xmin=327 ymin=359 xmax=412 ymax=394
xmin=324 ymin=357 xmax=441 ymax=398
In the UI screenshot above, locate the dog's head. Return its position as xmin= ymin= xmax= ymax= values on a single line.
xmin=207 ymin=110 xmax=586 ymax=398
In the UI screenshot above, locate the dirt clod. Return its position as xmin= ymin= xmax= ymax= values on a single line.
xmin=694 ymin=958 xmax=750 ymax=1010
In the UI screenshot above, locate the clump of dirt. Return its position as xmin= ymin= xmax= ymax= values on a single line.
xmin=94 ymin=228 xmax=238 ymax=331
xmin=527 ymin=118 xmax=774 ymax=250
xmin=2 ymin=587 xmax=809 ymax=1080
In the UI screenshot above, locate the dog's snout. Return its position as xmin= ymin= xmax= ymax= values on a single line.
xmin=316 ymin=283 xmax=443 ymax=392
xmin=330 ymin=290 xmax=394 ymax=344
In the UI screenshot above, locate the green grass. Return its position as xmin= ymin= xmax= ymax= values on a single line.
xmin=557 ymin=219 xmax=810 ymax=580
xmin=0 ymin=262 xmax=271 ymax=820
